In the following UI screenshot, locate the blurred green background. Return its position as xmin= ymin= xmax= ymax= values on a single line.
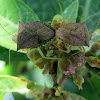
xmin=0 ymin=0 xmax=100 ymax=100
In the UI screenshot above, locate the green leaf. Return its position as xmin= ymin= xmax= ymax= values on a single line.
xmin=0 ymin=46 xmax=28 ymax=62
xmin=26 ymin=66 xmax=53 ymax=88
xmin=12 ymin=92 xmax=29 ymax=100
xmin=27 ymin=81 xmax=43 ymax=91
xmin=78 ymin=74 xmax=100 ymax=100
xmin=0 ymin=75 xmax=43 ymax=99
xmin=0 ymin=92 xmax=6 ymax=100
xmin=22 ymin=0 xmax=74 ymax=22
xmin=66 ymin=93 xmax=86 ymax=100
xmin=64 ymin=67 xmax=100 ymax=100
xmin=55 ymin=86 xmax=86 ymax=100
xmin=51 ymin=0 xmax=78 ymax=28
xmin=0 ymin=75 xmax=29 ymax=93
xmin=22 ymin=0 xmax=60 ymax=21
xmin=62 ymin=0 xmax=78 ymax=22
xmin=78 ymin=0 xmax=100 ymax=33
xmin=57 ymin=0 xmax=74 ymax=12
xmin=0 ymin=0 xmax=39 ymax=51
xmin=89 ymin=74 xmax=100 ymax=99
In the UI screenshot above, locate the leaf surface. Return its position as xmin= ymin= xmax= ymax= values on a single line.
xmin=0 ymin=0 xmax=39 ymax=51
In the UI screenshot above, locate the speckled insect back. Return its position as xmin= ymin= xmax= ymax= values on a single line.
xmin=56 ymin=22 xmax=91 ymax=47
xmin=51 ymin=15 xmax=91 ymax=54
xmin=0 ymin=21 xmax=56 ymax=66
xmin=17 ymin=21 xmax=55 ymax=51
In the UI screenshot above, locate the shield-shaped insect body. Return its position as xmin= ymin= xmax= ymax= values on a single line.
xmin=56 ymin=22 xmax=91 ymax=47
xmin=15 ymin=21 xmax=55 ymax=51
xmin=0 ymin=21 xmax=56 ymax=65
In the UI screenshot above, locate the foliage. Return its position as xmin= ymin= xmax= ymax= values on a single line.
xmin=0 ymin=0 xmax=100 ymax=100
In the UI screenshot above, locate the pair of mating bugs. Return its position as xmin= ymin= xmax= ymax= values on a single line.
xmin=0 ymin=17 xmax=91 ymax=65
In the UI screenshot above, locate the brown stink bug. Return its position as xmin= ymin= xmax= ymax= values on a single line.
xmin=0 ymin=21 xmax=57 ymax=65
xmin=51 ymin=15 xmax=91 ymax=53
xmin=16 ymin=21 xmax=55 ymax=51
xmin=55 ymin=22 xmax=91 ymax=53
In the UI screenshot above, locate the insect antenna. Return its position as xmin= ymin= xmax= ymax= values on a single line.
xmin=69 ymin=51 xmax=81 ymax=58
xmin=46 ymin=21 xmax=52 ymax=25
xmin=0 ymin=24 xmax=15 ymax=66
xmin=9 ymin=41 xmax=14 ymax=66
xmin=0 ymin=24 xmax=14 ymax=36
xmin=79 ymin=46 xmax=85 ymax=53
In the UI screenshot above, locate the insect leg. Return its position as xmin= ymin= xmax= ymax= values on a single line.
xmin=64 ymin=18 xmax=75 ymax=23
xmin=9 ymin=41 xmax=14 ymax=66
xmin=37 ymin=47 xmax=59 ymax=60
xmin=79 ymin=46 xmax=85 ymax=53
xmin=79 ymin=46 xmax=83 ymax=51
xmin=54 ymin=41 xmax=69 ymax=53
xmin=82 ymin=46 xmax=85 ymax=53
xmin=64 ymin=18 xmax=71 ymax=23
xmin=46 ymin=21 xmax=52 ymax=25
xmin=0 ymin=24 xmax=14 ymax=36
xmin=65 ymin=45 xmax=72 ymax=53
xmin=69 ymin=51 xmax=81 ymax=58
xmin=0 ymin=24 xmax=15 ymax=66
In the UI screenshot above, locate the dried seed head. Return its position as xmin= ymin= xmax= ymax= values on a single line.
xmin=17 ymin=21 xmax=55 ymax=50
xmin=56 ymin=22 xmax=91 ymax=46
xmin=69 ymin=51 xmax=85 ymax=69
xmin=58 ymin=57 xmax=75 ymax=75
xmin=58 ymin=51 xmax=85 ymax=75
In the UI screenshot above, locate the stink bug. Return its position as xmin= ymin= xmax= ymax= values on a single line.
xmin=0 ymin=21 xmax=57 ymax=65
xmin=16 ymin=21 xmax=55 ymax=51
xmin=51 ymin=15 xmax=91 ymax=53
xmin=56 ymin=22 xmax=91 ymax=46
xmin=55 ymin=22 xmax=91 ymax=53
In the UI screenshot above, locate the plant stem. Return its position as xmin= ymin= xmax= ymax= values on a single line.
xmin=58 ymin=74 xmax=70 ymax=88
xmin=80 ymin=0 xmax=91 ymax=22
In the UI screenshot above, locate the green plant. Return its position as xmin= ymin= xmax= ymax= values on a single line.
xmin=0 ymin=0 xmax=100 ymax=100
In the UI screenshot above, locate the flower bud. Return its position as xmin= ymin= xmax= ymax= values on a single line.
xmin=73 ymin=70 xmax=84 ymax=89
xmin=34 ymin=58 xmax=49 ymax=69
xmin=85 ymin=56 xmax=100 ymax=68
xmin=69 ymin=51 xmax=85 ymax=69
xmin=91 ymin=43 xmax=100 ymax=52
xmin=51 ymin=15 xmax=65 ymax=29
xmin=58 ymin=57 xmax=75 ymax=75
xmin=27 ymin=49 xmax=41 ymax=62
xmin=42 ymin=61 xmax=50 ymax=75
